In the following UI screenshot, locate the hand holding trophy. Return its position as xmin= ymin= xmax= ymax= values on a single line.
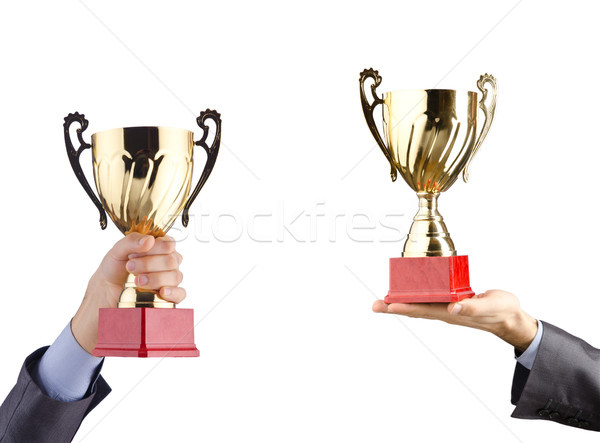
xmin=64 ymin=110 xmax=221 ymax=356
xmin=359 ymin=68 xmax=496 ymax=302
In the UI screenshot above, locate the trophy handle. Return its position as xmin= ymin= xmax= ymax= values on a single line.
xmin=463 ymin=74 xmax=497 ymax=183
xmin=359 ymin=68 xmax=397 ymax=181
xmin=182 ymin=109 xmax=222 ymax=227
xmin=64 ymin=112 xmax=107 ymax=230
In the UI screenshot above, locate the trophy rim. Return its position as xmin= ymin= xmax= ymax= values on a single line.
xmin=91 ymin=125 xmax=194 ymax=139
xmin=382 ymin=88 xmax=478 ymax=96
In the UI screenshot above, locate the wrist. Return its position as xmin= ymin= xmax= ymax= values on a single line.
xmin=496 ymin=310 xmax=538 ymax=352
xmin=71 ymin=272 xmax=104 ymax=355
xmin=71 ymin=305 xmax=97 ymax=355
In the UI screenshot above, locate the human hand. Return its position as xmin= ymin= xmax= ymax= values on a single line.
xmin=373 ymin=289 xmax=538 ymax=352
xmin=71 ymin=233 xmax=185 ymax=354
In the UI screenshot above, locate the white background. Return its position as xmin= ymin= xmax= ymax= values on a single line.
xmin=0 ymin=1 xmax=598 ymax=442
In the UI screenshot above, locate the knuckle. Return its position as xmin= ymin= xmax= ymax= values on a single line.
xmin=165 ymin=240 xmax=176 ymax=253
xmin=167 ymin=254 xmax=179 ymax=269
xmin=126 ymin=232 xmax=140 ymax=241
xmin=148 ymin=274 xmax=160 ymax=287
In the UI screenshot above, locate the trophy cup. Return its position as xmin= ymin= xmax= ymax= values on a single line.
xmin=64 ymin=110 xmax=221 ymax=356
xmin=359 ymin=68 xmax=497 ymax=303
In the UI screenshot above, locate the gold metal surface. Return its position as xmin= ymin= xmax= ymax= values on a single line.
xmin=65 ymin=110 xmax=221 ymax=309
xmin=117 ymin=274 xmax=175 ymax=308
xmin=359 ymin=69 xmax=497 ymax=257
xmin=92 ymin=126 xmax=193 ymax=308
xmin=91 ymin=126 xmax=194 ymax=237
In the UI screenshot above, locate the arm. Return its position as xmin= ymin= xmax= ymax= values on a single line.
xmin=0 ymin=233 xmax=185 ymax=442
xmin=373 ymin=290 xmax=600 ymax=431
xmin=0 ymin=347 xmax=110 ymax=443
xmin=31 ymin=323 xmax=104 ymax=403
xmin=511 ymin=321 xmax=600 ymax=430
xmin=373 ymin=290 xmax=538 ymax=351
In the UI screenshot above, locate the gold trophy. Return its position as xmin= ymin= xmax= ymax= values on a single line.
xmin=64 ymin=110 xmax=221 ymax=356
xmin=359 ymin=68 xmax=497 ymax=302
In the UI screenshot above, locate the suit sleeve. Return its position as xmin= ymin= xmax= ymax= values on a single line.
xmin=0 ymin=347 xmax=111 ymax=443
xmin=510 ymin=321 xmax=600 ymax=431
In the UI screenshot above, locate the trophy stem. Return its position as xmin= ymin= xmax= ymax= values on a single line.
xmin=117 ymin=274 xmax=175 ymax=308
xmin=402 ymin=192 xmax=457 ymax=257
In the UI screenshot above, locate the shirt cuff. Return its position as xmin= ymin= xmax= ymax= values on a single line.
xmin=31 ymin=322 xmax=104 ymax=402
xmin=515 ymin=320 xmax=543 ymax=370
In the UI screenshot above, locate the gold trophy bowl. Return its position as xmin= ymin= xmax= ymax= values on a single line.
xmin=92 ymin=126 xmax=196 ymax=308
xmin=64 ymin=110 xmax=221 ymax=356
xmin=359 ymin=68 xmax=496 ymax=302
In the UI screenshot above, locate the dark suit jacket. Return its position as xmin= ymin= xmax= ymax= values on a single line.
xmin=0 ymin=347 xmax=111 ymax=443
xmin=511 ymin=321 xmax=600 ymax=431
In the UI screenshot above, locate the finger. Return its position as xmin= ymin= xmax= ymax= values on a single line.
xmin=126 ymin=252 xmax=181 ymax=274
xmin=448 ymin=292 xmax=496 ymax=317
xmin=373 ymin=300 xmax=450 ymax=319
xmin=447 ymin=302 xmax=462 ymax=315
xmin=109 ymin=233 xmax=155 ymax=261
xmin=128 ymin=236 xmax=177 ymax=258
xmin=135 ymin=270 xmax=183 ymax=290
xmin=372 ymin=300 xmax=389 ymax=313
xmin=384 ymin=302 xmax=451 ymax=319
xmin=159 ymin=286 xmax=187 ymax=304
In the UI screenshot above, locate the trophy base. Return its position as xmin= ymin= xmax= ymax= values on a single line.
xmin=385 ymin=255 xmax=475 ymax=303
xmin=92 ymin=308 xmax=199 ymax=358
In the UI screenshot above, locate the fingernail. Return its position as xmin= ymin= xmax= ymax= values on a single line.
xmin=126 ymin=261 xmax=135 ymax=272
xmin=450 ymin=304 xmax=462 ymax=315
xmin=139 ymin=236 xmax=149 ymax=246
xmin=163 ymin=288 xmax=172 ymax=297
xmin=137 ymin=275 xmax=148 ymax=286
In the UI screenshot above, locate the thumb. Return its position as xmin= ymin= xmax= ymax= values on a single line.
xmin=109 ymin=233 xmax=155 ymax=261
xmin=447 ymin=293 xmax=488 ymax=317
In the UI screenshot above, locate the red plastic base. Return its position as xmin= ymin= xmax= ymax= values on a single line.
xmin=92 ymin=308 xmax=199 ymax=358
xmin=385 ymin=255 xmax=475 ymax=303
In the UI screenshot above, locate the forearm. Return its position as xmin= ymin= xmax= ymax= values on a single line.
xmin=0 ymin=347 xmax=111 ymax=442
xmin=493 ymin=309 xmax=538 ymax=353
xmin=511 ymin=321 xmax=600 ymax=431
xmin=32 ymin=322 xmax=104 ymax=402
xmin=72 ymin=271 xmax=117 ymax=354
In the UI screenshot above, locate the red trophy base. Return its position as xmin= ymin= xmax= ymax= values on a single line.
xmin=385 ymin=255 xmax=475 ymax=303
xmin=92 ymin=308 xmax=199 ymax=358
